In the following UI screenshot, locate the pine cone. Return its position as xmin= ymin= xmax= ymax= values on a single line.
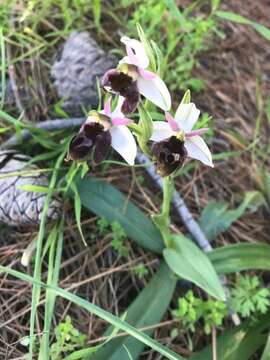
xmin=51 ymin=31 xmax=117 ymax=115
xmin=0 ymin=150 xmax=61 ymax=227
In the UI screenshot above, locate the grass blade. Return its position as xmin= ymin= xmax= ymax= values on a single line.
xmin=39 ymin=217 xmax=65 ymax=359
xmin=216 ymin=11 xmax=270 ymax=41
xmin=0 ymin=27 xmax=6 ymax=109
xmin=0 ymin=265 xmax=184 ymax=360
xmin=28 ymin=151 xmax=66 ymax=358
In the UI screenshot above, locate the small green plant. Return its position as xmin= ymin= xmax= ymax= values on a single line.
xmin=111 ymin=221 xmax=129 ymax=257
xmin=172 ymin=290 xmax=203 ymax=333
xmin=171 ymin=290 xmax=228 ymax=337
xmin=133 ymin=262 xmax=149 ymax=279
xmin=97 ymin=218 xmax=129 ymax=257
xmin=50 ymin=316 xmax=86 ymax=360
xmin=166 ymin=15 xmax=216 ymax=93
xmin=97 ymin=217 xmax=110 ymax=235
xmin=50 ymin=316 xmax=87 ymax=360
xmin=202 ymin=299 xmax=227 ymax=334
xmin=231 ymin=275 xmax=270 ymax=318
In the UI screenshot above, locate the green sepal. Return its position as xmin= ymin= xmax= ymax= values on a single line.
xmin=180 ymin=89 xmax=191 ymax=105
xmin=136 ymin=104 xmax=153 ymax=157
xmin=136 ymin=23 xmax=157 ymax=72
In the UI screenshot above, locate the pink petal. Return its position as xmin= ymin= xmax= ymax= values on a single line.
xmin=138 ymin=68 xmax=156 ymax=80
xmin=165 ymin=112 xmax=179 ymax=132
xmin=186 ymin=128 xmax=209 ymax=137
xmin=126 ymin=45 xmax=139 ymax=66
xmin=112 ymin=117 xmax=133 ymax=126
xmin=104 ymin=97 xmax=111 ymax=116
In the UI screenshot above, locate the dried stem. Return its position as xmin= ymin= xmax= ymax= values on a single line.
xmin=212 ymin=326 xmax=217 ymax=360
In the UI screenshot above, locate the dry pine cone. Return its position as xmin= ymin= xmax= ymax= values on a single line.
xmin=0 ymin=150 xmax=60 ymax=226
xmin=51 ymin=31 xmax=116 ymax=115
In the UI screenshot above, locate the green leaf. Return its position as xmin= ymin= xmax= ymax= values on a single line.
xmin=211 ymin=0 xmax=220 ymax=13
xmin=199 ymin=191 xmax=265 ymax=241
xmin=261 ymin=331 xmax=270 ymax=360
xmin=216 ymin=11 xmax=270 ymax=41
xmin=216 ymin=11 xmax=253 ymax=25
xmin=18 ymin=184 xmax=49 ymax=193
xmin=92 ymin=0 xmax=101 ymax=29
xmin=64 ymin=321 xmax=121 ymax=360
xmin=209 ymin=243 xmax=270 ymax=274
xmin=253 ymin=23 xmax=270 ymax=41
xmin=136 ymin=24 xmax=156 ymax=71
xmin=70 ymin=182 xmax=87 ymax=246
xmin=89 ymin=262 xmax=176 ymax=360
xmin=163 ymin=235 xmax=225 ymax=301
xmin=165 ymin=0 xmax=188 ymax=32
xmin=260 ymin=169 xmax=270 ymax=206
xmin=137 ymin=104 xmax=153 ymax=156
xmin=72 ymin=177 xmax=164 ymax=254
xmin=180 ymin=90 xmax=191 ymax=105
xmin=191 ymin=313 xmax=270 ymax=360
xmin=0 ymin=265 xmax=183 ymax=360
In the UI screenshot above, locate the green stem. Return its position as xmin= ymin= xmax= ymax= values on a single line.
xmin=152 ymin=176 xmax=174 ymax=248
xmin=162 ymin=176 xmax=173 ymax=219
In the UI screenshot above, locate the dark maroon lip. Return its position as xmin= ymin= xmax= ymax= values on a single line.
xmin=68 ymin=122 xmax=111 ymax=164
xmin=102 ymin=69 xmax=140 ymax=114
xmin=152 ymin=136 xmax=187 ymax=177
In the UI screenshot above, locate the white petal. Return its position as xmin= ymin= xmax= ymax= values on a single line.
xmin=137 ymin=75 xmax=171 ymax=111
xmin=175 ymin=103 xmax=200 ymax=132
xmin=184 ymin=136 xmax=214 ymax=167
xmin=150 ymin=121 xmax=175 ymax=142
xmin=110 ymin=96 xmax=125 ymax=118
xmin=110 ymin=126 xmax=137 ymax=165
xmin=120 ymin=36 xmax=149 ymax=69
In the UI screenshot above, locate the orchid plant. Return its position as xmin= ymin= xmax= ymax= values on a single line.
xmin=68 ymin=26 xmax=219 ymax=299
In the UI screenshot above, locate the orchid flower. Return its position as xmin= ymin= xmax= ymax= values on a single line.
xmin=150 ymin=102 xmax=213 ymax=176
xmin=68 ymin=97 xmax=137 ymax=166
xmin=102 ymin=36 xmax=171 ymax=114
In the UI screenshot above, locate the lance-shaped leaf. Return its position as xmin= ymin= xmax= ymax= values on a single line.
xmin=199 ymin=191 xmax=265 ymax=241
xmin=163 ymin=234 xmax=225 ymax=301
xmin=72 ymin=177 xmax=164 ymax=253
xmin=89 ymin=262 xmax=176 ymax=360
xmin=209 ymin=243 xmax=270 ymax=275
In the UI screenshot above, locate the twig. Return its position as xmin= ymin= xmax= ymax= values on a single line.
xmin=6 ymin=45 xmax=25 ymax=115
xmin=0 ymin=118 xmax=85 ymax=149
xmin=212 ymin=326 xmax=217 ymax=360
